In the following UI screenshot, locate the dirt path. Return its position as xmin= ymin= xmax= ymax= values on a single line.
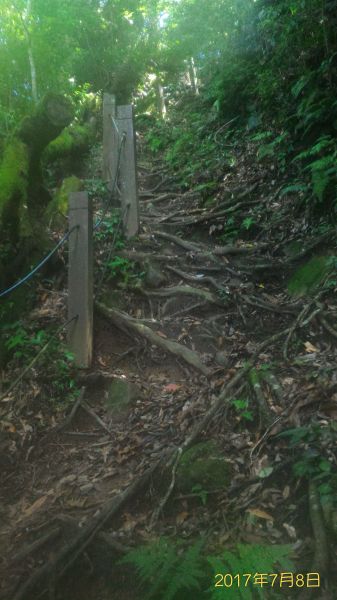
xmin=1 ymin=143 xmax=336 ymax=599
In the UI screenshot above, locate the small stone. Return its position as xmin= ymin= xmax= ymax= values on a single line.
xmin=105 ymin=379 xmax=142 ymax=415
xmin=80 ymin=483 xmax=94 ymax=494
xmin=144 ymin=260 xmax=166 ymax=288
xmin=215 ymin=351 xmax=228 ymax=367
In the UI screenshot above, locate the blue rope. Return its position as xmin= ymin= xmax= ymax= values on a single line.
xmin=0 ymin=226 xmax=78 ymax=299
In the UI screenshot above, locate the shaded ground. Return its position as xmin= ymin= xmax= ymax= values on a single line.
xmin=1 ymin=134 xmax=337 ymax=600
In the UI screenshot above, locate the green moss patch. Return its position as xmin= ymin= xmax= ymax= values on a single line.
xmin=0 ymin=139 xmax=31 ymax=241
xmin=46 ymin=176 xmax=82 ymax=226
xmin=288 ymin=256 xmax=330 ymax=296
xmin=176 ymin=441 xmax=231 ymax=493
xmin=45 ymin=123 xmax=92 ymax=161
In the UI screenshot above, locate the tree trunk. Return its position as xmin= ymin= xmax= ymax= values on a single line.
xmin=23 ymin=0 xmax=38 ymax=103
xmin=155 ymin=79 xmax=167 ymax=119
xmin=189 ymin=57 xmax=199 ymax=95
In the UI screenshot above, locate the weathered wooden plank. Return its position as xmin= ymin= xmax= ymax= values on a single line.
xmin=103 ymin=93 xmax=117 ymax=191
xmin=68 ymin=192 xmax=93 ymax=368
xmin=117 ymin=104 xmax=139 ymax=238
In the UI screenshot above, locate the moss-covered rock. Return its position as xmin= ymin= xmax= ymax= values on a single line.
xmin=176 ymin=441 xmax=231 ymax=493
xmin=288 ymin=256 xmax=330 ymax=296
xmin=105 ymin=379 xmax=142 ymax=417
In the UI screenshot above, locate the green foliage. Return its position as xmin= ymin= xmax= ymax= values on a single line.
xmin=208 ymin=544 xmax=293 ymax=600
xmin=5 ymin=324 xmax=47 ymax=359
xmin=278 ymin=423 xmax=337 ymax=506
xmin=121 ymin=538 xmax=294 ymax=600
xmin=94 ymin=210 xmax=125 ymax=250
xmin=119 ymin=537 xmax=205 ymax=600
xmin=292 ymin=136 xmax=337 ymax=203
xmin=191 ymin=484 xmax=209 ymax=506
xmin=2 ymin=320 xmax=79 ymax=409
xmin=106 ymin=256 xmax=134 ymax=282
xmin=231 ymin=398 xmax=253 ymax=422
xmin=241 ymin=217 xmax=255 ymax=231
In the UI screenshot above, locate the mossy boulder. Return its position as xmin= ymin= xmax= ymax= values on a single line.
xmin=288 ymin=256 xmax=331 ymax=296
xmin=105 ymin=379 xmax=142 ymax=417
xmin=176 ymin=441 xmax=231 ymax=493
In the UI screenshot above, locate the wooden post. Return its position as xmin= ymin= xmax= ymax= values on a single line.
xmin=68 ymin=192 xmax=93 ymax=368
xmin=117 ymin=105 xmax=139 ymax=238
xmin=103 ymin=93 xmax=117 ymax=191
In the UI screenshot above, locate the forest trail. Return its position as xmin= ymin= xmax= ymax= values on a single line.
xmin=1 ymin=136 xmax=336 ymax=600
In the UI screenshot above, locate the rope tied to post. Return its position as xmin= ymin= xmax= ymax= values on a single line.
xmin=0 ymin=225 xmax=79 ymax=299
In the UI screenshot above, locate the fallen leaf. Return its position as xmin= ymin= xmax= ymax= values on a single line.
xmin=156 ymin=331 xmax=167 ymax=338
xmin=283 ymin=523 xmax=297 ymax=539
xmin=176 ymin=511 xmax=189 ymax=525
xmin=304 ymin=341 xmax=319 ymax=353
xmin=163 ymin=383 xmax=181 ymax=393
xmin=23 ymin=495 xmax=49 ymax=517
xmin=246 ymin=508 xmax=274 ymax=521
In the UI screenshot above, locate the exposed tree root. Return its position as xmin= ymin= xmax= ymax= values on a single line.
xmin=142 ymin=284 xmax=225 ymax=307
xmin=309 ymin=480 xmax=330 ymax=576
xmin=263 ymin=371 xmax=284 ymax=404
xmin=319 ymin=314 xmax=337 ymax=341
xmin=95 ymin=302 xmax=211 ymax=377
xmin=118 ymin=250 xmax=179 ymax=262
xmin=12 ymin=458 xmax=164 ymax=600
xmin=152 ymin=230 xmax=202 ymax=252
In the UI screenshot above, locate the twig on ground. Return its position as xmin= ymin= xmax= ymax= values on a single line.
xmin=319 ymin=314 xmax=337 ymax=340
xmin=81 ymin=401 xmax=112 ymax=436
xmin=149 ymin=447 xmax=183 ymax=529
xmin=12 ymin=528 xmax=61 ymax=563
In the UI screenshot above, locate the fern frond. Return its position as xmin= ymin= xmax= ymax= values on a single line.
xmin=119 ymin=537 xmax=205 ymax=600
xmin=293 ymin=136 xmax=333 ymax=161
xmin=208 ymin=543 xmax=294 ymax=600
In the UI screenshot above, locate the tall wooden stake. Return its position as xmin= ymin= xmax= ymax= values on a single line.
xmin=68 ymin=192 xmax=93 ymax=368
xmin=117 ymin=105 xmax=139 ymax=238
xmin=103 ymin=93 xmax=117 ymax=191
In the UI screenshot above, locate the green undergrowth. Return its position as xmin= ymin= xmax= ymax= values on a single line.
xmin=278 ymin=422 xmax=337 ymax=514
xmin=143 ymin=98 xmax=237 ymax=191
xmin=120 ymin=537 xmax=293 ymax=600
xmin=1 ymin=319 xmax=79 ymax=412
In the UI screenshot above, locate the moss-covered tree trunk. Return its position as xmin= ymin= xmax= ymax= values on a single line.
xmin=0 ymin=94 xmax=74 ymax=367
xmin=0 ymin=93 xmax=74 ymax=283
